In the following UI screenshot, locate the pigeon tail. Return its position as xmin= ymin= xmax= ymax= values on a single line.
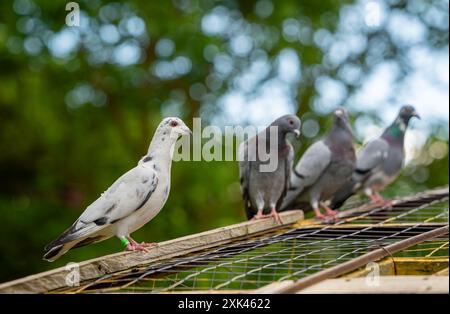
xmin=43 ymin=244 xmax=65 ymax=262
xmin=43 ymin=221 xmax=105 ymax=261
xmin=43 ymin=234 xmax=105 ymax=262
xmin=330 ymin=179 xmax=357 ymax=209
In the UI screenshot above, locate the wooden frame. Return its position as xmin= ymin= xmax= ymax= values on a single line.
xmin=0 ymin=210 xmax=303 ymax=294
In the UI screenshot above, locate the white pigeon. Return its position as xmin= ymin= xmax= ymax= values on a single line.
xmin=43 ymin=117 xmax=192 ymax=261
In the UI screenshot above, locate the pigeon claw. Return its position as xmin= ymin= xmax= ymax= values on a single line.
xmin=268 ymin=209 xmax=283 ymax=225
xmin=313 ymin=207 xmax=327 ymax=220
xmin=125 ymin=243 xmax=152 ymax=253
xmin=252 ymin=214 xmax=265 ymax=220
xmin=323 ymin=207 xmax=338 ymax=216
xmin=252 ymin=210 xmax=282 ymax=224
xmin=139 ymin=242 xmax=158 ymax=248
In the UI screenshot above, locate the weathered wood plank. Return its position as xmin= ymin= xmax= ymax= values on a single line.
xmin=0 ymin=210 xmax=303 ymax=294
xmin=298 ymin=276 xmax=449 ymax=294
xmin=344 ymin=257 xmax=449 ymax=278
xmin=254 ymin=281 xmax=295 ymax=294
xmin=435 ymin=267 xmax=449 ymax=276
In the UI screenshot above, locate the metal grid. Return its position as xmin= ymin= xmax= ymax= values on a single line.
xmin=55 ymin=192 xmax=449 ymax=294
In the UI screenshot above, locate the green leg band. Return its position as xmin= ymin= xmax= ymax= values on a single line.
xmin=121 ymin=238 xmax=130 ymax=247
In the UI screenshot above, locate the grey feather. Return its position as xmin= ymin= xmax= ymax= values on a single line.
xmin=281 ymin=108 xmax=355 ymax=213
xmin=239 ymin=115 xmax=300 ymax=219
xmin=292 ymin=141 xmax=332 ymax=191
xmin=354 ymin=138 xmax=389 ymax=177
xmin=78 ymin=167 xmax=158 ymax=225
xmin=331 ymin=105 xmax=419 ymax=209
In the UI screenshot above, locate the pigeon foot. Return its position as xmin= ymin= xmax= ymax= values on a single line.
xmin=321 ymin=203 xmax=338 ymax=216
xmin=369 ymin=193 xmax=384 ymax=204
xmin=313 ymin=208 xmax=327 ymax=220
xmin=126 ymin=237 xmax=158 ymax=251
xmin=252 ymin=211 xmax=282 ymax=224
xmin=369 ymin=193 xmax=392 ymax=208
xmin=125 ymin=243 xmax=150 ymax=252
xmin=139 ymin=242 xmax=158 ymax=247
xmin=252 ymin=212 xmax=266 ymax=220
xmin=268 ymin=208 xmax=282 ymax=224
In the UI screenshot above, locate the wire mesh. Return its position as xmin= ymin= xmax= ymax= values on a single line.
xmin=54 ymin=190 xmax=449 ymax=294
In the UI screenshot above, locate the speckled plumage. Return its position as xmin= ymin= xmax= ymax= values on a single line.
xmin=43 ymin=117 xmax=191 ymax=261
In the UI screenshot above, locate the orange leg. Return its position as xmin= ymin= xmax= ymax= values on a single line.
xmin=268 ymin=207 xmax=282 ymax=224
xmin=321 ymin=204 xmax=338 ymax=216
xmin=313 ymin=207 xmax=326 ymax=220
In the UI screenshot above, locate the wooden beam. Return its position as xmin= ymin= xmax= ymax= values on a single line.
xmin=435 ymin=267 xmax=449 ymax=276
xmin=0 ymin=210 xmax=304 ymax=294
xmin=344 ymin=257 xmax=449 ymax=278
xmin=254 ymin=281 xmax=295 ymax=294
xmin=298 ymin=276 xmax=449 ymax=294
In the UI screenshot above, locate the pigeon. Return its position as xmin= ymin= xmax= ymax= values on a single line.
xmin=331 ymin=105 xmax=420 ymax=209
xmin=239 ymin=115 xmax=301 ymax=223
xmin=43 ymin=117 xmax=192 ymax=261
xmin=281 ymin=108 xmax=356 ymax=219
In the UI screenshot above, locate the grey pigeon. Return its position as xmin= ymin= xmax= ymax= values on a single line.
xmin=43 ymin=117 xmax=192 ymax=261
xmin=239 ymin=115 xmax=301 ymax=222
xmin=281 ymin=108 xmax=356 ymax=219
xmin=331 ymin=105 xmax=420 ymax=209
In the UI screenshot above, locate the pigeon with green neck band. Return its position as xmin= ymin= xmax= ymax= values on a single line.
xmin=239 ymin=114 xmax=301 ymax=223
xmin=281 ymin=108 xmax=356 ymax=219
xmin=43 ymin=117 xmax=192 ymax=262
xmin=331 ymin=105 xmax=420 ymax=209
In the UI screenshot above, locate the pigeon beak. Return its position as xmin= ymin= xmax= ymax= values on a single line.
xmin=293 ymin=129 xmax=300 ymax=139
xmin=334 ymin=109 xmax=344 ymax=118
xmin=182 ymin=126 xmax=193 ymax=136
xmin=412 ymin=111 xmax=421 ymax=120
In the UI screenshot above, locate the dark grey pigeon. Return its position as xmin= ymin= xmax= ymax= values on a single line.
xmin=239 ymin=115 xmax=301 ymax=222
xmin=331 ymin=105 xmax=420 ymax=209
xmin=281 ymin=108 xmax=356 ymax=219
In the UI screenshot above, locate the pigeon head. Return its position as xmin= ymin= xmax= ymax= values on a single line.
xmin=159 ymin=117 xmax=192 ymax=139
xmin=397 ymin=105 xmax=420 ymax=125
xmin=272 ymin=114 xmax=301 ymax=138
xmin=384 ymin=105 xmax=419 ymax=140
xmin=333 ymin=107 xmax=351 ymax=131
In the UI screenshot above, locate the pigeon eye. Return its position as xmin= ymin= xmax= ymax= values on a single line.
xmin=288 ymin=120 xmax=294 ymax=125
xmin=170 ymin=121 xmax=179 ymax=127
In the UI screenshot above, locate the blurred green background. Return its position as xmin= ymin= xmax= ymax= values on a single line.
xmin=0 ymin=0 xmax=448 ymax=283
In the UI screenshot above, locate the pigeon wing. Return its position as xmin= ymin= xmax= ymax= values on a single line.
xmin=281 ymin=141 xmax=331 ymax=210
xmin=49 ymin=165 xmax=158 ymax=246
xmin=355 ymin=138 xmax=389 ymax=175
xmin=292 ymin=140 xmax=332 ymax=189
xmin=79 ymin=166 xmax=158 ymax=225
